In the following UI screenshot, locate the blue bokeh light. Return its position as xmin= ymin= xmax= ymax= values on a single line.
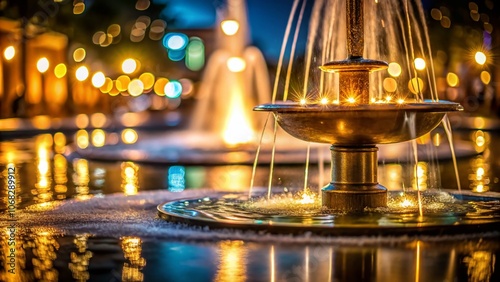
xmin=163 ymin=33 xmax=189 ymax=50
xmin=165 ymin=80 xmax=183 ymax=99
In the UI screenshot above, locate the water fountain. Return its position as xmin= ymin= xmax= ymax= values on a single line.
xmin=158 ymin=0 xmax=500 ymax=235
xmin=68 ymin=0 xmax=318 ymax=165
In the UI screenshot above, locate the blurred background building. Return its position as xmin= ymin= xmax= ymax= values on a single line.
xmin=0 ymin=0 xmax=498 ymax=119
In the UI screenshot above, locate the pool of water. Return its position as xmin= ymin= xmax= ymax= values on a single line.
xmin=1 ymin=128 xmax=499 ymax=281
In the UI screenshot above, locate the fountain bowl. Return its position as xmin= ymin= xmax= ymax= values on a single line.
xmin=254 ymin=100 xmax=463 ymax=145
xmin=158 ymin=190 xmax=500 ymax=236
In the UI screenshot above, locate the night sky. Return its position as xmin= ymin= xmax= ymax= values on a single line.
xmin=158 ymin=0 xmax=305 ymax=63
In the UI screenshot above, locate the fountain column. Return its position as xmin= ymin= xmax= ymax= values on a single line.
xmin=320 ymin=0 xmax=388 ymax=211
xmin=324 ymin=145 xmax=386 ymax=211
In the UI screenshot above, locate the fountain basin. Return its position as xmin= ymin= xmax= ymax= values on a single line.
xmin=255 ymin=101 xmax=463 ymax=145
xmin=158 ymin=190 xmax=500 ymax=236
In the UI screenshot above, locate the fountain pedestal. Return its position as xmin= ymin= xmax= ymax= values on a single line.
xmin=324 ymin=145 xmax=386 ymax=211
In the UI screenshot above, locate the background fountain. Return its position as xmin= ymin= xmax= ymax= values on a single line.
xmin=190 ymin=0 xmax=270 ymax=146
xmin=67 ymin=0 xmax=320 ymax=164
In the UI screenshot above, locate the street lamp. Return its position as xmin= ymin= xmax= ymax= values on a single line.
xmin=3 ymin=46 xmax=15 ymax=61
xmin=75 ymin=66 xmax=89 ymax=81
xmin=475 ymin=51 xmax=487 ymax=66
xmin=37 ymin=57 xmax=49 ymax=114
xmin=121 ymin=58 xmax=137 ymax=74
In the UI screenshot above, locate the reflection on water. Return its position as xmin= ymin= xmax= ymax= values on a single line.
xmin=0 ymin=232 xmax=498 ymax=281
xmin=473 ymin=130 xmax=490 ymax=154
xmin=2 ymin=132 xmax=498 ymax=212
xmin=215 ymin=240 xmax=247 ymax=282
xmin=209 ymin=166 xmax=252 ymax=192
xmin=31 ymin=230 xmax=59 ymax=282
xmin=76 ymin=130 xmax=89 ymax=149
xmin=464 ymin=251 xmax=496 ymax=282
xmin=122 ymin=162 xmax=140 ymax=196
xmin=0 ymin=132 xmax=500 ymax=279
xmin=68 ymin=234 xmax=92 ymax=282
xmin=379 ymin=164 xmax=403 ymax=191
xmin=34 ymin=135 xmax=53 ymax=204
xmin=121 ymin=236 xmax=146 ymax=282
xmin=167 ymin=166 xmax=185 ymax=192
xmin=413 ymin=162 xmax=429 ymax=191
xmin=470 ymin=156 xmax=491 ymax=193
xmin=53 ymin=154 xmax=68 ymax=200
xmin=73 ymin=159 xmax=91 ymax=200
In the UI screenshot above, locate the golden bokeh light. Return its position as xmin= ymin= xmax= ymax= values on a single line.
xmin=117 ymin=75 xmax=131 ymax=92
xmin=3 ymin=45 xmax=15 ymax=61
xmin=387 ymin=62 xmax=402 ymax=77
xmin=223 ymin=89 xmax=254 ymax=146
xmin=414 ymin=58 xmax=426 ymax=70
xmin=139 ymin=72 xmax=155 ymax=90
xmin=54 ymin=63 xmax=67 ymax=78
xmin=91 ymin=129 xmax=106 ymax=147
xmin=383 ymin=77 xmax=397 ymax=92
xmin=109 ymin=81 xmax=121 ymax=96
xmin=408 ymin=77 xmax=425 ymax=94
xmin=76 ymin=130 xmax=89 ymax=149
xmin=128 ymin=79 xmax=145 ymax=96
xmin=37 ymin=57 xmax=50 ymax=73
xmin=221 ymin=20 xmax=240 ymax=36
xmin=446 ymin=72 xmax=459 ymax=87
xmin=227 ymin=57 xmax=246 ymax=72
xmin=91 ymin=72 xmax=106 ymax=88
xmin=107 ymin=24 xmax=121 ymax=37
xmin=73 ymin=47 xmax=86 ymax=62
xmin=122 ymin=58 xmax=138 ymax=74
xmin=90 ymin=112 xmax=107 ymax=128
xmin=73 ymin=2 xmax=85 ymax=14
xmin=75 ymin=114 xmax=89 ymax=128
xmin=480 ymin=71 xmax=491 ymax=85
xmin=440 ymin=16 xmax=451 ymax=28
xmin=100 ymin=77 xmax=114 ymax=93
xmin=122 ymin=128 xmax=139 ymax=144
xmin=475 ymin=51 xmax=487 ymax=65
xmin=154 ymin=77 xmax=169 ymax=96
xmin=75 ymin=66 xmax=89 ymax=81
xmin=430 ymin=8 xmax=442 ymax=20
xmin=413 ymin=162 xmax=428 ymax=191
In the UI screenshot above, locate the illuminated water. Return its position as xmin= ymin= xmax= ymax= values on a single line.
xmin=160 ymin=190 xmax=500 ymax=235
xmin=1 ymin=131 xmax=499 ymax=280
xmin=190 ymin=0 xmax=270 ymax=146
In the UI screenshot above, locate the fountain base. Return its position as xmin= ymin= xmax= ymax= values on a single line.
xmin=323 ymin=145 xmax=387 ymax=211
xmin=322 ymin=184 xmax=387 ymax=212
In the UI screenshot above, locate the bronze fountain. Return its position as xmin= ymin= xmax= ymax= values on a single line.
xmin=255 ymin=0 xmax=462 ymax=211
xmin=158 ymin=0 xmax=500 ymax=236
